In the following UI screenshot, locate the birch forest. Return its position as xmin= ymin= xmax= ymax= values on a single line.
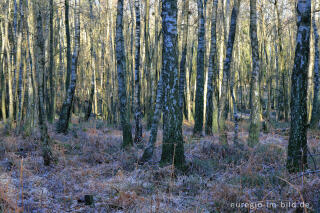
xmin=0 ymin=0 xmax=320 ymax=212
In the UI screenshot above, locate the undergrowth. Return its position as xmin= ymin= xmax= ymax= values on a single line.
xmin=0 ymin=119 xmax=319 ymax=212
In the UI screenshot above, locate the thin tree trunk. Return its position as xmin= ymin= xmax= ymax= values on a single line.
xmin=218 ymin=0 xmax=240 ymax=145
xmin=310 ymin=14 xmax=320 ymax=128
xmin=231 ymin=66 xmax=239 ymax=145
xmin=205 ymin=0 xmax=218 ymax=135
xmin=115 ymin=0 xmax=133 ymax=147
xmin=139 ymin=71 xmax=164 ymax=163
xmin=0 ymin=23 xmax=6 ymax=122
xmin=64 ymin=0 xmax=72 ymax=93
xmin=85 ymin=75 xmax=95 ymax=121
xmin=34 ymin=4 xmax=52 ymax=166
xmin=3 ymin=5 xmax=14 ymax=125
xmin=274 ymin=0 xmax=287 ymax=121
xmin=193 ymin=0 xmax=207 ymax=135
xmin=134 ymin=0 xmax=143 ymax=143
xmin=287 ymin=0 xmax=311 ymax=173
xmin=178 ymin=0 xmax=189 ymax=123
xmin=248 ymin=0 xmax=260 ymax=147
xmin=85 ymin=0 xmax=95 ymax=121
xmin=47 ymin=0 xmax=55 ymax=123
xmin=56 ymin=0 xmax=80 ymax=133
xmin=145 ymin=0 xmax=153 ymax=130
xmin=186 ymin=41 xmax=194 ymax=122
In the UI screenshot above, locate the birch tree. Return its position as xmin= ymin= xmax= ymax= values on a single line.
xmin=139 ymin=72 xmax=164 ymax=163
xmin=160 ymin=0 xmax=186 ymax=169
xmin=84 ymin=0 xmax=96 ymax=121
xmin=134 ymin=0 xmax=142 ymax=143
xmin=205 ymin=0 xmax=218 ymax=135
xmin=193 ymin=0 xmax=207 ymax=135
xmin=179 ymin=0 xmax=189 ymax=124
xmin=287 ymin=0 xmax=311 ymax=173
xmin=56 ymin=0 xmax=80 ymax=133
xmin=310 ymin=14 xmax=320 ymax=128
xmin=64 ymin=0 xmax=72 ymax=93
xmin=115 ymin=0 xmax=133 ymax=147
xmin=218 ymin=0 xmax=240 ymax=145
xmin=248 ymin=0 xmax=260 ymax=147
xmin=47 ymin=0 xmax=55 ymax=123
xmin=34 ymin=2 xmax=52 ymax=166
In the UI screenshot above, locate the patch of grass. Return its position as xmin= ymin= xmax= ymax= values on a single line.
xmin=190 ymin=158 xmax=217 ymax=175
xmin=269 ymin=119 xmax=290 ymax=130
xmin=178 ymin=175 xmax=205 ymax=195
xmin=254 ymin=144 xmax=285 ymax=165
xmin=229 ymin=173 xmax=265 ymax=187
xmin=96 ymin=120 xmax=107 ymax=129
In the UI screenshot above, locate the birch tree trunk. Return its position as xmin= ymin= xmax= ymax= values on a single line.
xmin=248 ymin=0 xmax=260 ymax=147
xmin=137 ymin=4 xmax=164 ymax=161
xmin=34 ymin=3 xmax=52 ymax=166
xmin=145 ymin=0 xmax=153 ymax=129
xmin=274 ymin=0 xmax=287 ymax=121
xmin=64 ymin=0 xmax=72 ymax=93
xmin=0 ymin=22 xmax=6 ymax=122
xmin=56 ymin=0 xmax=80 ymax=133
xmin=205 ymin=0 xmax=218 ymax=135
xmin=218 ymin=0 xmax=239 ymax=145
xmin=193 ymin=0 xmax=207 ymax=135
xmin=139 ymin=72 xmax=164 ymax=163
xmin=47 ymin=0 xmax=55 ymax=123
xmin=4 ymin=4 xmax=14 ymax=126
xmin=310 ymin=14 xmax=320 ymax=128
xmin=287 ymin=0 xmax=311 ymax=173
xmin=85 ymin=0 xmax=95 ymax=121
xmin=160 ymin=0 xmax=186 ymax=169
xmin=179 ymin=0 xmax=189 ymax=123
xmin=134 ymin=0 xmax=143 ymax=143
xmin=115 ymin=0 xmax=133 ymax=147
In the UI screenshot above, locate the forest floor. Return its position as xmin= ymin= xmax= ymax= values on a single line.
xmin=0 ymin=118 xmax=320 ymax=212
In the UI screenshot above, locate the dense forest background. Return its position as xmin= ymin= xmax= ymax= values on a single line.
xmin=0 ymin=0 xmax=320 ymax=212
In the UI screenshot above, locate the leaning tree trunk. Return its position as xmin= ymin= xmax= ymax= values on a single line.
xmin=218 ymin=0 xmax=240 ymax=145
xmin=193 ymin=0 xmax=206 ymax=135
xmin=310 ymin=14 xmax=320 ymax=128
xmin=138 ymin=0 xmax=164 ymax=160
xmin=56 ymin=0 xmax=80 ymax=133
xmin=115 ymin=0 xmax=133 ymax=147
xmin=134 ymin=0 xmax=143 ymax=143
xmin=34 ymin=5 xmax=52 ymax=166
xmin=287 ymin=0 xmax=311 ymax=173
xmin=205 ymin=0 xmax=218 ymax=135
xmin=160 ymin=0 xmax=186 ymax=169
xmin=248 ymin=0 xmax=260 ymax=147
xmin=139 ymin=71 xmax=164 ymax=163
